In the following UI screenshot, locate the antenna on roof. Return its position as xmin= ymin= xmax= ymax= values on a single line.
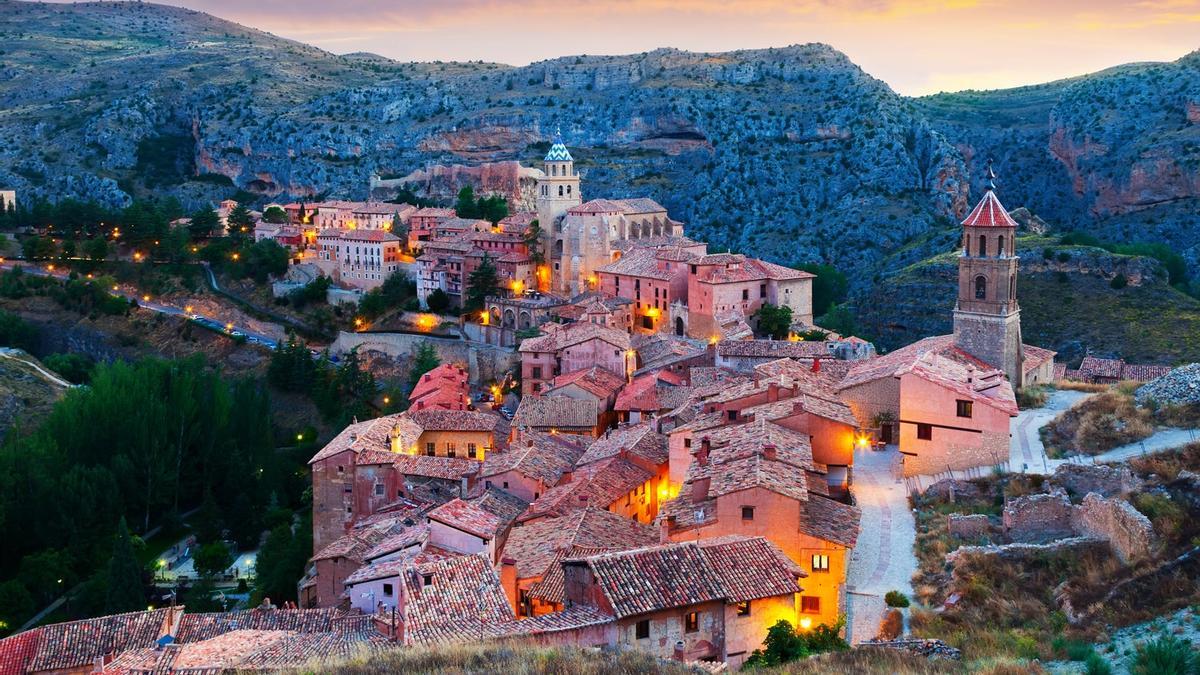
xmin=985 ymin=159 xmax=997 ymax=191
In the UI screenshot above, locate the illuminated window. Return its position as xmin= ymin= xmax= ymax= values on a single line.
xmin=801 ymin=596 xmax=820 ymax=614
xmin=812 ymin=554 xmax=830 ymax=572
xmin=685 ymin=611 xmax=699 ymax=633
xmin=736 ymin=601 xmax=751 ymax=616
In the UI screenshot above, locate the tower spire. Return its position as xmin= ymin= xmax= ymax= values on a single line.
xmin=985 ymin=159 xmax=997 ymax=191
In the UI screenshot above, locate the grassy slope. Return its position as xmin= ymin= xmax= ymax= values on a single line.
xmin=0 ymin=349 xmax=68 ymax=440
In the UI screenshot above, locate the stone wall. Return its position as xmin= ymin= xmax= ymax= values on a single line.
xmin=946 ymin=536 xmax=1108 ymax=566
xmin=948 ymin=514 xmax=991 ymax=539
xmin=1050 ymin=463 xmax=1140 ymax=498
xmin=1075 ymin=492 xmax=1157 ymax=564
xmin=330 ymin=331 xmax=521 ymax=385
xmin=1002 ymin=489 xmax=1076 ymax=543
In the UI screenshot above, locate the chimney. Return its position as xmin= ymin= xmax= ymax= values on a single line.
xmin=812 ymin=359 xmax=821 ymax=373
xmin=660 ymin=514 xmax=675 ymax=543
xmin=423 ymin=373 xmax=431 ymax=382
xmin=767 ymin=382 xmax=780 ymax=403
xmin=696 ymin=437 xmax=711 ymax=467
xmin=460 ymin=473 xmax=472 ymax=499
xmin=500 ymin=557 xmax=518 ymax=610
xmin=691 ymin=477 xmax=711 ymax=503
xmin=762 ymin=443 xmax=777 ymax=461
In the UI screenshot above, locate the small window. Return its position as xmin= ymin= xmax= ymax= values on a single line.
xmin=422 ymin=574 xmax=433 ymax=586
xmin=759 ymin=284 xmax=766 ymax=298
xmin=812 ymin=554 xmax=830 ymax=572
xmin=635 ymin=619 xmax=650 ymax=640
xmin=917 ymin=423 xmax=933 ymax=441
xmin=956 ymin=400 xmax=973 ymax=418
xmin=684 ymin=438 xmax=691 ymax=448
xmin=742 ymin=289 xmax=749 ymax=301
xmin=685 ymin=611 xmax=699 ymax=633
xmin=503 ymin=481 xmax=509 ymax=489
xmin=446 ymin=442 xmax=456 ymax=458
xmin=383 ymin=583 xmax=394 ymax=597
xmin=727 ymin=410 xmax=737 ymax=421
xmin=468 ymin=443 xmax=478 ymax=458
xmin=741 ymin=506 xmax=755 ymax=520
xmin=425 ymin=442 xmax=436 ymax=456
xmin=374 ymin=483 xmax=384 ymax=496
xmin=336 ymin=465 xmax=344 ymax=474
xmin=801 ymin=596 xmax=820 ymax=614
xmin=532 ymin=366 xmax=542 ymax=379
xmin=736 ymin=600 xmax=751 ymax=616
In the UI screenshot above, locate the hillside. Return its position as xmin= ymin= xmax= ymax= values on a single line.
xmin=859 ymin=235 xmax=1200 ymax=364
xmin=0 ymin=0 xmax=971 ymax=287
xmin=0 ymin=348 xmax=68 ymax=440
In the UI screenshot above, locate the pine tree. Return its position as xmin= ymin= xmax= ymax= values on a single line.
xmin=454 ymin=186 xmax=479 ymax=219
xmin=465 ymin=252 xmax=500 ymax=312
xmin=407 ymin=342 xmax=441 ymax=389
xmin=524 ymin=220 xmax=544 ymax=266
xmin=104 ymin=517 xmax=145 ymax=613
xmin=227 ymin=203 xmax=254 ymax=236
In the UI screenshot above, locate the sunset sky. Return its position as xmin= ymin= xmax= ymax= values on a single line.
xmin=135 ymin=0 xmax=1200 ymax=94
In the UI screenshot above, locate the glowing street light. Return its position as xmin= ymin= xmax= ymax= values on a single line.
xmin=133 ymin=252 xmax=143 ymax=262
xmin=142 ymin=295 xmax=150 ymax=302
xmin=225 ymin=323 xmax=234 ymax=332
xmin=231 ymin=253 xmax=240 ymax=261
xmin=799 ymin=617 xmax=813 ymax=630
xmin=185 ymin=305 xmax=194 ymax=313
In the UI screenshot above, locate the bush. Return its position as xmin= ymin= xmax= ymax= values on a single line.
xmin=885 ymin=590 xmax=911 ymax=608
xmin=1110 ymin=273 xmax=1128 ymax=289
xmin=1085 ymin=652 xmax=1112 ymax=675
xmin=744 ymin=618 xmax=848 ymax=668
xmin=1132 ymin=635 xmax=1197 ymax=675
xmin=43 ymin=352 xmax=95 ymax=384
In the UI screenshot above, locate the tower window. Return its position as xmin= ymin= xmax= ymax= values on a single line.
xmin=558 ymin=185 xmax=563 ymax=197
xmin=566 ymin=185 xmax=572 ymax=195
xmin=975 ymin=275 xmax=987 ymax=300
xmin=998 ymin=235 xmax=1005 ymax=257
xmin=978 ymin=234 xmax=987 ymax=257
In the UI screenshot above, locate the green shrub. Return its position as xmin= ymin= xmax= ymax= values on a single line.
xmin=744 ymin=618 xmax=848 ymax=667
xmin=1085 ymin=651 xmax=1113 ymax=675
xmin=884 ymin=590 xmax=911 ymax=608
xmin=1110 ymin=273 xmax=1128 ymax=289
xmin=1132 ymin=635 xmax=1197 ymax=675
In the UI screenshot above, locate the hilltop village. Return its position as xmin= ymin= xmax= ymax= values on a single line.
xmin=1 ymin=140 xmax=1194 ymax=674
xmin=287 ymin=146 xmax=1055 ymax=662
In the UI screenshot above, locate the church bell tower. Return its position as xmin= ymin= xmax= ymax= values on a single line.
xmin=953 ymin=161 xmax=1025 ymax=386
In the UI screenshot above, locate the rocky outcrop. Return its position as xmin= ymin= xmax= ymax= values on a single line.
xmin=1135 ymin=363 xmax=1200 ymax=406
xmin=373 ymin=161 xmax=542 ymax=211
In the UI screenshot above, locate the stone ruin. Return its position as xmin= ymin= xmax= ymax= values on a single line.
xmin=1050 ymin=463 xmax=1140 ymax=498
xmin=861 ymin=638 xmax=962 ymax=660
xmin=1003 ymin=489 xmax=1077 ymax=543
xmin=947 ymin=514 xmax=990 ymax=539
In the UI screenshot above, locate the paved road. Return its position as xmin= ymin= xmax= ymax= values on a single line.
xmin=845 ymin=445 xmax=917 ymax=644
xmin=0 ymin=260 xmax=279 ymax=349
xmin=0 ymin=347 xmax=76 ymax=387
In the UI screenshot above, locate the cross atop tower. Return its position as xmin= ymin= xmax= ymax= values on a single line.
xmin=985 ymin=158 xmax=997 ymax=190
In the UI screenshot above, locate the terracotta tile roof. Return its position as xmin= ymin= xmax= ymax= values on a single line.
xmin=568 ymin=199 xmax=629 ymax=215
xmin=576 ymin=423 xmax=669 ymax=467
xmin=1121 ymin=363 xmax=1173 ymax=382
xmin=28 ymin=609 xmax=173 ymax=672
xmin=309 ymin=414 xmax=403 ymax=464
xmin=501 ymin=508 xmax=658 ymax=579
xmin=364 ymin=523 xmax=430 ymax=562
xmin=752 ymin=358 xmax=844 ymax=395
xmin=512 ymin=395 xmax=600 ymax=430
xmin=526 ymin=546 xmax=610 ymax=604
xmin=800 ymin=494 xmax=861 ymax=548
xmin=614 ymin=197 xmax=668 ymax=214
xmin=961 ymin=189 xmax=1018 ymax=228
xmin=518 ymin=321 xmax=631 ymax=353
xmin=697 ymin=536 xmax=804 ymax=602
xmin=611 ymin=235 xmax=701 ymax=253
xmin=392 ymin=454 xmax=482 ymax=481
xmin=311 ymin=516 xmax=408 ymax=563
xmin=1022 ymin=344 xmax=1056 ymax=371
xmin=0 ymin=627 xmax=40 ymax=675
xmin=838 ymin=335 xmax=993 ymax=391
xmin=545 ymin=366 xmax=626 ymax=400
xmin=694 ymin=256 xmax=813 ymax=284
xmin=481 ymin=431 xmax=586 ymax=486
xmin=318 ymin=228 xmax=401 ymax=243
xmin=572 ymin=542 xmax=726 ymax=618
xmin=427 ymin=498 xmax=504 ymax=539
xmin=408 ymin=363 xmax=468 ymax=402
xmin=615 ymin=371 xmax=687 ymax=412
xmin=438 ymin=217 xmax=490 ymax=231
xmin=798 ymin=394 xmax=858 ymax=427
xmin=688 ymin=367 xmax=745 ymax=389
xmin=401 ymin=554 xmax=514 ymax=646
xmin=489 ymin=605 xmax=614 ymax=638
xmin=595 ymin=248 xmax=674 ymax=280
xmin=176 ymin=608 xmax=361 ymax=643
xmin=236 ymin=631 xmax=385 ymax=669
xmin=1079 ymin=356 xmax=1125 ymax=379
xmin=344 ymin=557 xmax=412 ymax=586
xmin=408 ymin=409 xmax=508 ymax=433
xmin=718 ymin=339 xmax=832 ymax=359
xmin=1053 ymin=363 xmax=1068 ymax=380
xmin=412 ymin=207 xmax=456 ymax=218
xmin=172 ymin=629 xmax=291 ymax=670
xmin=467 ymin=486 xmax=530 ymax=531
xmin=661 ymin=446 xmax=813 ymax=528
xmin=521 ymin=456 xmax=653 ymax=520
xmin=631 ymin=334 xmax=708 ymax=373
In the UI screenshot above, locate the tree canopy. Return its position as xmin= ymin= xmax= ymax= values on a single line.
xmin=753 ymin=303 xmax=793 ymax=340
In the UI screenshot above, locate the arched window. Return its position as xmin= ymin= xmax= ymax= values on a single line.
xmin=997 ymin=235 xmax=1005 ymax=257
xmin=551 ymin=165 xmax=557 ymax=176
xmin=978 ymin=234 xmax=987 ymax=258
xmin=1009 ymin=276 xmax=1015 ymax=300
xmin=975 ymin=275 xmax=987 ymax=300
xmin=558 ymin=185 xmax=563 ymax=197
xmin=566 ymin=185 xmax=571 ymax=195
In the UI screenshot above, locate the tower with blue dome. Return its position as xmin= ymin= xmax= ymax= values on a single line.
xmin=535 ymin=130 xmax=582 ymax=247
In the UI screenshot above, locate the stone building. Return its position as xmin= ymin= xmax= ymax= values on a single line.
xmin=685 ymin=254 xmax=815 ymax=340
xmin=314 ymin=228 xmax=403 ymax=291
xmin=517 ymin=322 xmax=632 ymax=396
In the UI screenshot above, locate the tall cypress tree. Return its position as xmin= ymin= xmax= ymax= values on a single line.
xmin=104 ymin=517 xmax=145 ymax=613
xmin=465 ymin=252 xmax=501 ymax=312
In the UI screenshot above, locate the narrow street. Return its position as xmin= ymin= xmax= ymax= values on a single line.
xmin=845 ymin=445 xmax=917 ymax=644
